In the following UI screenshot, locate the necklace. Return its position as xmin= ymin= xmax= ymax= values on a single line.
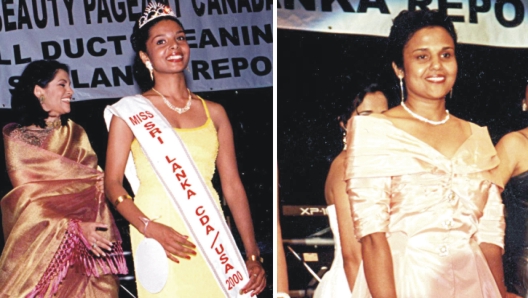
xmin=152 ymin=88 xmax=192 ymax=114
xmin=401 ymin=101 xmax=450 ymax=125
xmin=45 ymin=118 xmax=62 ymax=129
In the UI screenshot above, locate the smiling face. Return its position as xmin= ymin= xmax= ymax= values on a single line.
xmin=394 ymin=26 xmax=457 ymax=101
xmin=140 ymin=19 xmax=190 ymax=76
xmin=34 ymin=69 xmax=73 ymax=117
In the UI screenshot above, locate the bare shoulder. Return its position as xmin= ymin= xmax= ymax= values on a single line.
xmin=199 ymin=98 xmax=229 ymax=130
xmin=201 ymin=99 xmax=226 ymax=118
xmin=203 ymin=99 xmax=224 ymax=111
xmin=497 ymin=129 xmax=528 ymax=149
xmin=497 ymin=128 xmax=528 ymax=179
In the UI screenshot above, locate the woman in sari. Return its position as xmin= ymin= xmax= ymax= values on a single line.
xmin=104 ymin=2 xmax=265 ymax=297
xmin=0 ymin=60 xmax=127 ymax=297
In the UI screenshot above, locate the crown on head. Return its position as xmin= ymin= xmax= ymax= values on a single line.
xmin=138 ymin=2 xmax=176 ymax=29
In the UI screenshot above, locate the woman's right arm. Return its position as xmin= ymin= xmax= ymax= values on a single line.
xmin=326 ymin=154 xmax=362 ymax=291
xmin=361 ymin=232 xmax=396 ymax=298
xmin=105 ymin=115 xmax=196 ymax=262
xmin=346 ymin=174 xmax=395 ymax=297
xmin=345 ymin=117 xmax=395 ymax=297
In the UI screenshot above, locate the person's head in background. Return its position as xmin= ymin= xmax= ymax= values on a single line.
xmin=339 ymin=83 xmax=390 ymax=149
xmin=339 ymin=83 xmax=390 ymax=130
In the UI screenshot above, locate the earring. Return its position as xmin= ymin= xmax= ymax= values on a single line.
xmin=399 ymin=77 xmax=404 ymax=103
xmin=450 ymin=89 xmax=453 ymax=99
xmin=523 ymin=99 xmax=527 ymax=112
xmin=145 ymin=61 xmax=154 ymax=81
xmin=342 ymin=131 xmax=347 ymax=151
xmin=39 ymin=95 xmax=44 ymax=104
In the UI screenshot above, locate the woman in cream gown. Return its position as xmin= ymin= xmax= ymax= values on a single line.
xmin=344 ymin=10 xmax=507 ymax=297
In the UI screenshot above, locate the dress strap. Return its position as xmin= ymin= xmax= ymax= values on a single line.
xmin=197 ymin=96 xmax=211 ymax=120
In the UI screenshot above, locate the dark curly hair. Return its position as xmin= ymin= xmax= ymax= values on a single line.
xmin=130 ymin=7 xmax=185 ymax=92
xmin=11 ymin=60 xmax=70 ymax=128
xmin=338 ymin=82 xmax=390 ymax=133
xmin=387 ymin=9 xmax=457 ymax=70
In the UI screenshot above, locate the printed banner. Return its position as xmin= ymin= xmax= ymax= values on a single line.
xmin=0 ymin=0 xmax=272 ymax=108
xmin=278 ymin=0 xmax=528 ymax=48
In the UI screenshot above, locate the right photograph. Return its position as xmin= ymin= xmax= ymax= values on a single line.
xmin=277 ymin=3 xmax=528 ymax=298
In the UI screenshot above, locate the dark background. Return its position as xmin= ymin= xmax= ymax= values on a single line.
xmin=0 ymin=87 xmax=273 ymax=297
xmin=278 ymin=28 xmax=528 ymax=294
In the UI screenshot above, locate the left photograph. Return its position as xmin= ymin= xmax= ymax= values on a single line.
xmin=0 ymin=1 xmax=273 ymax=297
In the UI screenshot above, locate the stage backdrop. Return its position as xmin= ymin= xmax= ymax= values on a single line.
xmin=278 ymin=0 xmax=528 ymax=48
xmin=0 ymin=0 xmax=272 ymax=107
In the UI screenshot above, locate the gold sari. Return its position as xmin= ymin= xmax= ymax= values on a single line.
xmin=0 ymin=120 xmax=127 ymax=297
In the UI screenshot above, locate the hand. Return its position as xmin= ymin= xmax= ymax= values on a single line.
xmin=79 ymin=221 xmax=113 ymax=257
xmin=240 ymin=259 xmax=266 ymax=296
xmin=144 ymin=221 xmax=197 ymax=263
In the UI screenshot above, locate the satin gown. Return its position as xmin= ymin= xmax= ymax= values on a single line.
xmin=503 ymin=170 xmax=528 ymax=296
xmin=345 ymin=115 xmax=505 ymax=298
xmin=313 ymin=205 xmax=352 ymax=298
xmin=129 ymin=99 xmax=225 ymax=297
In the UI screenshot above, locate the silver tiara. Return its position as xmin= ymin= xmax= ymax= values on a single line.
xmin=138 ymin=2 xmax=176 ymax=29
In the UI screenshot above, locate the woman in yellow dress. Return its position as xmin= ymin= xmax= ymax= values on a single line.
xmin=104 ymin=2 xmax=265 ymax=297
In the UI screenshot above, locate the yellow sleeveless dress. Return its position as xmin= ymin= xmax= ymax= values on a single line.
xmin=130 ymin=98 xmax=225 ymax=297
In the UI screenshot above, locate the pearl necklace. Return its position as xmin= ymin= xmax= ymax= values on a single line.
xmin=152 ymin=88 xmax=192 ymax=114
xmin=401 ymin=101 xmax=450 ymax=125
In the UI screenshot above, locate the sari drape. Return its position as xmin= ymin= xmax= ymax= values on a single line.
xmin=0 ymin=121 xmax=127 ymax=297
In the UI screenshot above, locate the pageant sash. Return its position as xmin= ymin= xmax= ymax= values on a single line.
xmin=104 ymin=95 xmax=252 ymax=297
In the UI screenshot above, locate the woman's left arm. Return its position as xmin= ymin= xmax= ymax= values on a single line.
xmin=480 ymin=242 xmax=507 ymax=297
xmin=210 ymin=102 xmax=266 ymax=296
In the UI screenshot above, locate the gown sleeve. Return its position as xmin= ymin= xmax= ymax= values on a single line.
xmin=347 ymin=176 xmax=392 ymax=240
xmin=345 ymin=116 xmax=394 ymax=240
xmin=476 ymin=183 xmax=505 ymax=249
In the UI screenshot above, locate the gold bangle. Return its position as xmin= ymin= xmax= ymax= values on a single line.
xmin=113 ymin=194 xmax=132 ymax=208
xmin=247 ymin=254 xmax=263 ymax=264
